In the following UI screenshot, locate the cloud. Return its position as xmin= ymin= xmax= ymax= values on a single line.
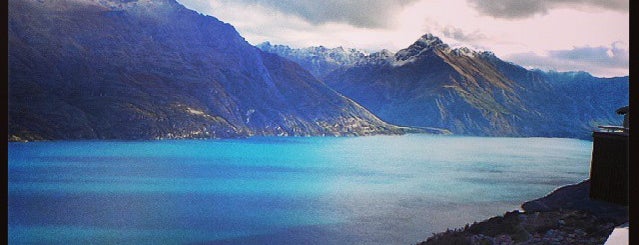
xmin=466 ymin=0 xmax=628 ymax=19
xmin=505 ymin=42 xmax=629 ymax=77
xmin=548 ymin=43 xmax=628 ymax=67
xmin=206 ymin=0 xmax=418 ymax=28
xmin=440 ymin=26 xmax=486 ymax=42
xmin=176 ymin=0 xmax=628 ymax=76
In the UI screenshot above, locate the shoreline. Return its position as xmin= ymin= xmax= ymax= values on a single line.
xmin=418 ymin=179 xmax=628 ymax=244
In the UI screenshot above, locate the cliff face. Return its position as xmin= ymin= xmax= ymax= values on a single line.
xmin=8 ymin=0 xmax=403 ymax=141
xmin=262 ymin=35 xmax=629 ymax=139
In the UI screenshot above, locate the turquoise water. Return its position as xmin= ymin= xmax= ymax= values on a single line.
xmin=8 ymin=135 xmax=592 ymax=244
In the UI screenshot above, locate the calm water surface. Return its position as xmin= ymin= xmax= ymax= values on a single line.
xmin=8 ymin=134 xmax=592 ymax=244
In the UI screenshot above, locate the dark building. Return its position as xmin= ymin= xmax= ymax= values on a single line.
xmin=589 ymin=106 xmax=629 ymax=205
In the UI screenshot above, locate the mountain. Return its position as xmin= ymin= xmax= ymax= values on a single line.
xmin=261 ymin=34 xmax=629 ymax=139
xmin=256 ymin=42 xmax=370 ymax=79
xmin=8 ymin=0 xmax=405 ymax=141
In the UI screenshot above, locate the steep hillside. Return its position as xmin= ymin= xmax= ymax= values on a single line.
xmin=8 ymin=0 xmax=404 ymax=141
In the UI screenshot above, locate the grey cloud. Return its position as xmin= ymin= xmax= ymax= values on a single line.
xmin=506 ymin=44 xmax=628 ymax=77
xmin=218 ymin=0 xmax=418 ymax=28
xmin=441 ymin=26 xmax=486 ymax=42
xmin=466 ymin=0 xmax=628 ymax=19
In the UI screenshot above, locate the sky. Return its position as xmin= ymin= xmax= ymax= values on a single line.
xmin=177 ymin=0 xmax=629 ymax=77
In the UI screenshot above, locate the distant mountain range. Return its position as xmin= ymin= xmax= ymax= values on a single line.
xmin=256 ymin=42 xmax=371 ymax=79
xmin=8 ymin=0 xmax=628 ymax=141
xmin=259 ymin=34 xmax=629 ymax=139
xmin=8 ymin=0 xmax=404 ymax=141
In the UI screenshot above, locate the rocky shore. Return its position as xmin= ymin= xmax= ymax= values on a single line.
xmin=418 ymin=180 xmax=628 ymax=245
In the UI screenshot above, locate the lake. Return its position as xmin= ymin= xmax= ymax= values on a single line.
xmin=8 ymin=134 xmax=593 ymax=244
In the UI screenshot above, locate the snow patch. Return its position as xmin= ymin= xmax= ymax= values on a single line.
xmin=186 ymin=107 xmax=205 ymax=115
xmin=452 ymin=47 xmax=477 ymax=57
xmin=245 ymin=109 xmax=256 ymax=124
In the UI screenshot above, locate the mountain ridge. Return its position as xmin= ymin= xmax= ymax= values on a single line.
xmin=259 ymin=34 xmax=629 ymax=139
xmin=256 ymin=41 xmax=371 ymax=79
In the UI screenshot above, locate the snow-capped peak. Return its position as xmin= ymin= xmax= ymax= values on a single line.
xmin=415 ymin=33 xmax=445 ymax=47
xmin=394 ymin=33 xmax=450 ymax=65
xmin=362 ymin=49 xmax=394 ymax=65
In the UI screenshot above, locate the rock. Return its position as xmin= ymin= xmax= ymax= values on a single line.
xmin=418 ymin=180 xmax=628 ymax=245
xmin=522 ymin=180 xmax=628 ymax=223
